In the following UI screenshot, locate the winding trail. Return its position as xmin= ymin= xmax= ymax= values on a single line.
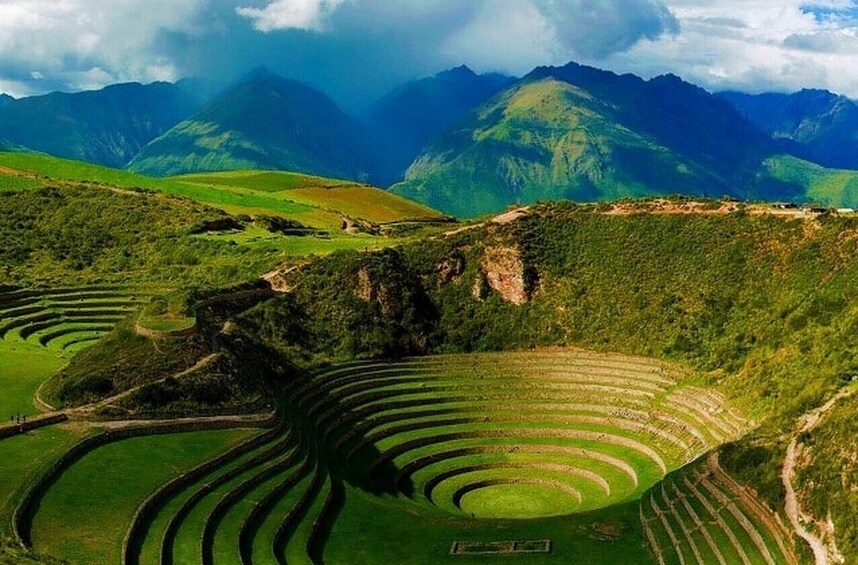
xmin=782 ymin=386 xmax=856 ymax=565
xmin=72 ymin=353 xmax=220 ymax=417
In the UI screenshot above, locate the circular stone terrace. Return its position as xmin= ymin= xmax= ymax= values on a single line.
xmin=300 ymin=349 xmax=751 ymax=520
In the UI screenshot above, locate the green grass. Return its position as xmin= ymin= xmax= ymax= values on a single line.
xmin=136 ymin=316 xmax=196 ymax=333
xmin=196 ymin=225 xmax=398 ymax=257
xmin=0 ymin=175 xmax=44 ymax=192
xmin=324 ymin=485 xmax=655 ymax=564
xmin=30 ymin=429 xmax=253 ymax=564
xmin=759 ymin=154 xmax=858 ymax=207
xmin=457 ymin=482 xmax=579 ymax=519
xmin=0 ymin=427 xmax=82 ymax=535
xmin=640 ymin=459 xmax=797 ymax=565
xmin=311 ymin=351 xmax=739 ymax=519
xmin=174 ymin=170 xmax=353 ymax=192
xmin=0 ymin=340 xmax=65 ymax=417
xmin=0 ymin=153 xmax=445 ymax=231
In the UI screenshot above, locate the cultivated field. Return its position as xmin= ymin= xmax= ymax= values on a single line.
xmin=310 ymin=351 xmax=750 ymax=521
xmin=0 ymin=153 xmax=447 ymax=231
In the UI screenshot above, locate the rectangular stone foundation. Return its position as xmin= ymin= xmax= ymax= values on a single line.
xmin=450 ymin=539 xmax=552 ymax=555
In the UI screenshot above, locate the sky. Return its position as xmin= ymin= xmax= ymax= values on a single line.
xmin=2 ymin=0 xmax=858 ymax=111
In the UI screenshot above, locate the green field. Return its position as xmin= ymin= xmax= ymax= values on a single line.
xmin=0 ymin=427 xmax=82 ymax=530
xmin=176 ymin=170 xmax=444 ymax=225
xmin=0 ymin=341 xmax=63 ymax=418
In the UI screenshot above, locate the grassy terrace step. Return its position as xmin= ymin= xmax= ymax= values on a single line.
xmin=238 ymin=451 xmax=315 ymax=563
xmin=123 ymin=419 xmax=288 ymax=564
xmin=135 ymin=423 xmax=295 ymax=564
xmin=640 ymin=456 xmax=798 ymax=565
xmin=276 ymin=461 xmax=332 ymax=565
xmin=0 ymin=287 xmax=153 ymax=358
xmin=300 ymin=351 xmax=748 ymax=522
xmin=28 ymin=429 xmax=253 ymax=564
xmin=207 ymin=443 xmax=308 ymax=564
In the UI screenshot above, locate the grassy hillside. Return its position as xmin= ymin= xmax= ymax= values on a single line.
xmin=367 ymin=65 xmax=514 ymax=186
xmin=0 ymin=153 xmax=446 ymax=230
xmin=393 ymin=78 xmax=735 ymax=218
xmin=231 ymin=202 xmax=858 ymax=561
xmin=175 ymin=170 xmax=446 ymax=225
xmin=14 ymin=201 xmax=858 ymax=563
xmin=758 ymin=154 xmax=858 ymax=206
xmin=393 ymin=62 xmax=782 ymax=218
xmin=0 ymin=81 xmax=200 ymax=168
xmin=128 ymin=71 xmax=373 ymax=180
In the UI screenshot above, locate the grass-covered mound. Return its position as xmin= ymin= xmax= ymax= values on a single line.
xmin=40 ymin=285 xmax=278 ymax=416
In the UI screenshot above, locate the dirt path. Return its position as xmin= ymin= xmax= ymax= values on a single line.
xmin=782 ymin=386 xmax=856 ymax=565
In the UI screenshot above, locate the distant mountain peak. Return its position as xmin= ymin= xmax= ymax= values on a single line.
xmin=0 ymin=93 xmax=13 ymax=106
xmin=129 ymin=73 xmax=372 ymax=180
xmin=437 ymin=65 xmax=477 ymax=79
xmin=236 ymin=66 xmax=280 ymax=85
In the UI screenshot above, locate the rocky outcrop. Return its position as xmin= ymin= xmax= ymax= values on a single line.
xmin=356 ymin=267 xmax=404 ymax=317
xmin=480 ymin=245 xmax=532 ymax=305
xmin=436 ymin=251 xmax=466 ymax=286
xmin=472 ymin=273 xmax=489 ymax=301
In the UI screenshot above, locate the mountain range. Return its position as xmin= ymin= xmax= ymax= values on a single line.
xmin=392 ymin=63 xmax=781 ymax=217
xmin=3 ymin=63 xmax=858 ymax=217
xmin=0 ymin=81 xmax=206 ymax=168
xmin=719 ymin=89 xmax=858 ymax=170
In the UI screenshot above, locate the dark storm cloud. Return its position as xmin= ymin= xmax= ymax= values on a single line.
xmin=0 ymin=0 xmax=680 ymax=108
xmin=159 ymin=0 xmax=679 ymax=111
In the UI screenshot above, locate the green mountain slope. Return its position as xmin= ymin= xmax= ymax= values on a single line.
xmin=0 ymin=82 xmax=201 ymax=168
xmin=758 ymin=154 xmax=858 ymax=206
xmin=720 ymin=89 xmax=858 ymax=170
xmin=392 ymin=77 xmax=729 ymax=217
xmin=367 ymin=65 xmax=514 ymax=186
xmin=128 ymin=70 xmax=374 ymax=180
xmin=393 ymin=62 xmax=781 ymax=218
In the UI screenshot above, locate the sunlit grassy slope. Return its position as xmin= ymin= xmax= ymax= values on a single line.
xmin=174 ymin=170 xmax=446 ymax=225
xmin=759 ymin=154 xmax=858 ymax=206
xmin=0 ymin=153 xmax=446 ymax=230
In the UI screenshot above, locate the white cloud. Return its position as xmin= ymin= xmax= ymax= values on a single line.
xmin=236 ymin=0 xmax=348 ymax=32
xmin=438 ymin=0 xmax=678 ymax=73
xmin=0 ymin=0 xmax=203 ymax=95
xmin=441 ymin=1 xmax=562 ymax=74
xmin=605 ymin=0 xmax=858 ymax=96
